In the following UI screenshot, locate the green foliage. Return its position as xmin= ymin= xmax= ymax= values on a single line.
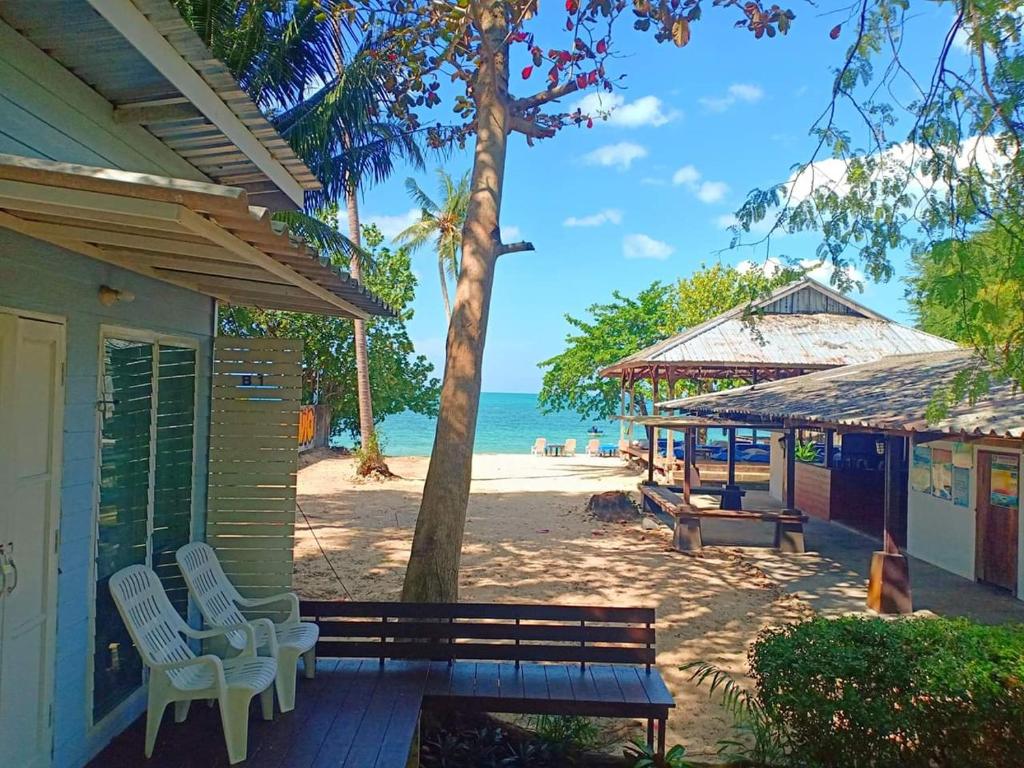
xmin=750 ymin=616 xmax=1024 ymax=768
xmin=219 ymin=224 xmax=440 ymax=439
xmin=682 ymin=662 xmax=789 ymax=766
xmin=420 ymin=725 xmax=561 ymax=767
xmin=538 ymin=264 xmax=800 ymax=420
xmin=732 ymin=0 xmax=1024 ymax=389
xmin=793 ymin=441 xmax=817 ymax=463
xmin=527 ymin=714 xmax=600 ymax=753
xmin=624 ymin=738 xmax=693 ymax=768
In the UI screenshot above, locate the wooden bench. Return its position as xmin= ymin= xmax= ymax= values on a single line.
xmin=640 ymin=484 xmax=807 ymax=553
xmin=302 ymin=601 xmax=676 ymax=758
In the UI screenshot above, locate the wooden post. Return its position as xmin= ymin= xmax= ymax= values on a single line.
xmin=683 ymin=427 xmax=692 ymax=503
xmin=750 ymin=370 xmax=759 ymax=446
xmin=727 ymin=428 xmax=737 ymax=486
xmin=867 ymin=433 xmax=913 ymax=614
xmin=651 ymin=369 xmax=660 ymax=476
xmin=646 ymin=426 xmax=655 ymax=484
xmin=619 ymin=375 xmax=627 ymax=443
xmin=785 ymin=427 xmax=796 ymax=510
xmin=824 ymin=429 xmax=835 ymax=469
xmin=665 ymin=377 xmax=676 ymax=480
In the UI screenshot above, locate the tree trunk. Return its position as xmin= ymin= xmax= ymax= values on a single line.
xmin=346 ymin=188 xmax=376 ymax=447
xmin=401 ymin=0 xmax=509 ymax=602
xmin=438 ymin=254 xmax=452 ymax=322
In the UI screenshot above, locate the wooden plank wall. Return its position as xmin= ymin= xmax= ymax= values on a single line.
xmin=207 ymin=337 xmax=303 ymax=598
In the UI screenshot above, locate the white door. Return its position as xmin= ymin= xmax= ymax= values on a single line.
xmin=0 ymin=312 xmax=64 ymax=768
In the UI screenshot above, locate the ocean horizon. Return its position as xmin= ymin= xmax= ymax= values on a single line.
xmin=335 ymin=391 xmax=622 ymax=456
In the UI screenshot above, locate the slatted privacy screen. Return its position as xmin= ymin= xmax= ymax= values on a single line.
xmin=207 ymin=338 xmax=303 ymax=600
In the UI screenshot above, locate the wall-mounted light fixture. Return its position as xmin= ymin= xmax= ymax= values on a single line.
xmin=98 ymin=285 xmax=136 ymax=306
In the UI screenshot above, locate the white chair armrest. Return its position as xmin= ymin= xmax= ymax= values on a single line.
xmin=153 ymin=654 xmax=226 ymax=689
xmin=183 ymin=622 xmax=258 ymax=656
xmin=236 ymin=592 xmax=300 ymax=624
xmin=249 ymin=617 xmax=279 ymax=654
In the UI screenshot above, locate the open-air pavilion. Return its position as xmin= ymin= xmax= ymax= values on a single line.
xmin=600 ymin=277 xmax=958 ymax=480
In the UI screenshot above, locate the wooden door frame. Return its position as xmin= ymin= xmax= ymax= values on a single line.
xmin=975 ymin=449 xmax=1020 ymax=595
xmin=0 ymin=307 xmax=66 ymax=768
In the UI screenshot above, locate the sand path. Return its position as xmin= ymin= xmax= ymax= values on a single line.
xmin=294 ymin=452 xmax=812 ymax=759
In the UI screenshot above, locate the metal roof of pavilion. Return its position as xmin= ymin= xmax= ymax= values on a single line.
xmin=658 ymin=349 xmax=1024 ymax=440
xmin=0 ymin=0 xmax=320 ymax=209
xmin=600 ymin=278 xmax=958 ymax=379
xmin=0 ymin=154 xmax=394 ymax=318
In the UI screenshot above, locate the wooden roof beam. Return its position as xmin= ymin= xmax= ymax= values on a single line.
xmin=114 ymin=100 xmax=204 ymax=124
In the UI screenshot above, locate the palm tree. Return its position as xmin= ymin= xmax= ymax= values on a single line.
xmin=396 ymin=170 xmax=471 ymax=322
xmin=174 ymin=1 xmax=423 ymax=469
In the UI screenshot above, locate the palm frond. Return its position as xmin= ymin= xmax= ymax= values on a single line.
xmin=404 ymin=177 xmax=440 ymax=214
xmin=394 ymin=217 xmax=439 ymax=252
xmin=271 ymin=209 xmax=373 ymax=271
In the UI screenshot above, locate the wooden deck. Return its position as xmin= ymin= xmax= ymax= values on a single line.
xmin=89 ymin=659 xmax=429 ymax=768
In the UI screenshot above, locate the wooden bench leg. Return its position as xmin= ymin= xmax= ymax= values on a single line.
xmin=673 ymin=516 xmax=702 ymax=551
xmin=646 ymin=719 xmax=654 ymax=750
xmin=657 ymin=718 xmax=667 ymax=759
xmin=774 ymin=521 xmax=805 ymax=553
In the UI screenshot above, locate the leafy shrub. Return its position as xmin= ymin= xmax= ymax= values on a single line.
xmin=624 ymin=738 xmax=692 ymax=767
xmin=793 ymin=441 xmax=817 ymax=464
xmin=420 ymin=725 xmax=558 ymax=767
xmin=527 ymin=714 xmax=600 ymax=753
xmin=750 ymin=616 xmax=1024 ymax=767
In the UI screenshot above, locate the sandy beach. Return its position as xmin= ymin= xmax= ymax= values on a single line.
xmin=294 ymin=452 xmax=813 ymax=759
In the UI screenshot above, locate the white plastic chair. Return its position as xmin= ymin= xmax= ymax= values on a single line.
xmin=108 ymin=565 xmax=276 ymax=764
xmin=563 ymin=438 xmax=577 ymax=456
xmin=586 ymin=438 xmax=600 ymax=456
xmin=176 ymin=542 xmax=318 ymax=713
xmin=530 ymin=437 xmax=546 ymax=455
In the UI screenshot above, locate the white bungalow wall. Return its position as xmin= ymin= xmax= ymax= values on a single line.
xmin=906 ymin=439 xmax=1024 ymax=600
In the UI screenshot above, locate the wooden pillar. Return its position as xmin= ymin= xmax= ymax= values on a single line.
xmin=785 ymin=427 xmax=796 ymax=510
xmin=750 ymin=370 xmax=759 ymax=446
xmin=824 ymin=429 xmax=835 ymax=469
xmin=727 ymin=427 xmax=737 ymax=486
xmin=682 ymin=427 xmax=693 ymax=503
xmin=867 ymin=434 xmax=913 ymax=614
xmin=619 ymin=375 xmax=627 ymax=443
xmin=651 ymin=370 xmax=660 ymax=475
xmin=665 ymin=377 xmax=676 ymax=480
xmin=646 ymin=426 xmax=655 ymax=484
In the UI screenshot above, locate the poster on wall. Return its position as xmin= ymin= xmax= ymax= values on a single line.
xmin=911 ymin=445 xmax=932 ymax=493
xmin=952 ymin=443 xmax=973 ymax=469
xmin=952 ymin=466 xmax=971 ymax=508
xmin=931 ymin=448 xmax=953 ymax=500
xmin=990 ymin=455 xmax=1020 ymax=509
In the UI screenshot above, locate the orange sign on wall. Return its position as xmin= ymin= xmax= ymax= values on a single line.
xmin=298 ymin=405 xmax=316 ymax=450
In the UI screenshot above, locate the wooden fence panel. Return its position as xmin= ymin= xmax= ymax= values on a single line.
xmin=207 ymin=337 xmax=302 ymax=597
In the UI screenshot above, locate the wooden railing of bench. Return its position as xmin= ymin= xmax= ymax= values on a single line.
xmin=300 ymin=601 xmax=656 ymax=670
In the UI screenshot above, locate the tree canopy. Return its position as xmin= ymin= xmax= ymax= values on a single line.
xmin=219 ymin=225 xmax=440 ymax=440
xmin=538 ymin=264 xmax=801 ymax=420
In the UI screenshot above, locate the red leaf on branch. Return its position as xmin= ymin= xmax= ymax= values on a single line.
xmin=587 ymin=70 xmax=598 ymax=85
xmin=565 ymin=0 xmax=579 ymax=11
xmin=596 ymin=39 xmax=607 ymax=54
xmin=521 ymin=65 xmax=533 ymax=79
xmin=566 ymin=17 xmax=574 ymax=30
xmin=829 ymin=24 xmax=841 ymax=39
xmin=587 ymin=118 xmax=594 ymax=128
xmin=576 ymin=73 xmax=587 ymax=88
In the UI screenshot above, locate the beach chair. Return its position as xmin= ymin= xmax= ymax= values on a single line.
xmin=176 ymin=542 xmax=319 ymax=713
xmin=108 ymin=565 xmax=276 ymax=764
xmin=531 ymin=437 xmax=547 ymax=455
xmin=563 ymin=438 xmax=576 ymax=456
xmin=586 ymin=438 xmax=600 ymax=456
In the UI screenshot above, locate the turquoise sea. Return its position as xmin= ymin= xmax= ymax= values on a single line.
xmin=336 ymin=391 xmax=736 ymax=457
xmin=339 ymin=392 xmax=622 ymax=456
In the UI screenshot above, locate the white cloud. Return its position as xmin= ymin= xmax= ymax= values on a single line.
xmin=623 ymin=233 xmax=673 ymax=260
xmin=715 ymin=213 xmax=740 ymax=229
xmin=697 ymin=180 xmax=730 ymax=203
xmin=366 ymin=208 xmax=420 ymax=240
xmin=699 ymin=82 xmax=764 ymax=112
xmin=563 ymin=209 xmax=623 ymax=228
xmin=575 ymin=93 xmax=679 ymax=128
xmin=670 ymin=165 xmax=729 ymax=204
xmin=671 ymin=165 xmax=701 ymax=186
xmin=582 ymin=141 xmax=648 ymax=170
xmin=502 ymin=224 xmax=522 ymax=241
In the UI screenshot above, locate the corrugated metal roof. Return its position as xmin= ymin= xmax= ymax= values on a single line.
xmin=601 ymin=278 xmax=957 ymax=376
xmin=0 ymin=0 xmax=320 ymax=209
xmin=659 ymin=350 xmax=1024 ymax=439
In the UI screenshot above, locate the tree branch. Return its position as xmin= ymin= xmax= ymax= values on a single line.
xmin=496 ymin=240 xmax=535 ymax=256
xmin=509 ymin=115 xmax=556 ymax=141
xmin=511 ymin=79 xmax=581 ymax=113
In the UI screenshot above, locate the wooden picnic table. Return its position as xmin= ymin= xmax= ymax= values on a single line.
xmin=545 ymin=443 xmax=565 ymax=456
xmin=640 ymin=483 xmax=807 ymax=553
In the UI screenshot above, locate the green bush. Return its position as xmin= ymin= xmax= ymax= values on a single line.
xmin=750 ymin=616 xmax=1024 ymax=767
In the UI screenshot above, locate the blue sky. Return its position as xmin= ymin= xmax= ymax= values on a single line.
xmin=361 ymin=3 xmax=962 ymax=393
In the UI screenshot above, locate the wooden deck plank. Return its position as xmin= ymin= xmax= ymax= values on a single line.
xmin=544 ymin=664 xmax=575 ymax=703
xmin=637 ymin=668 xmax=676 ymax=707
xmin=447 ymin=661 xmax=478 ymax=698
xmin=567 ymin=665 xmax=600 ymax=703
xmin=424 ymin=660 xmax=454 ymax=696
xmin=474 ymin=662 xmax=501 ymax=698
xmin=520 ymin=663 xmax=549 ymax=700
xmin=284 ymin=660 xmax=374 ymax=768
xmin=346 ymin=661 xmax=427 ymax=768
xmin=497 ymin=662 xmax=524 ymax=700
xmin=588 ymin=665 xmax=625 ymax=703
xmin=306 ymin=661 xmax=385 ymax=768
xmin=613 ymin=666 xmax=651 ymax=704
xmin=246 ymin=658 xmax=341 ymax=768
xmin=372 ymin=671 xmax=430 ymax=768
